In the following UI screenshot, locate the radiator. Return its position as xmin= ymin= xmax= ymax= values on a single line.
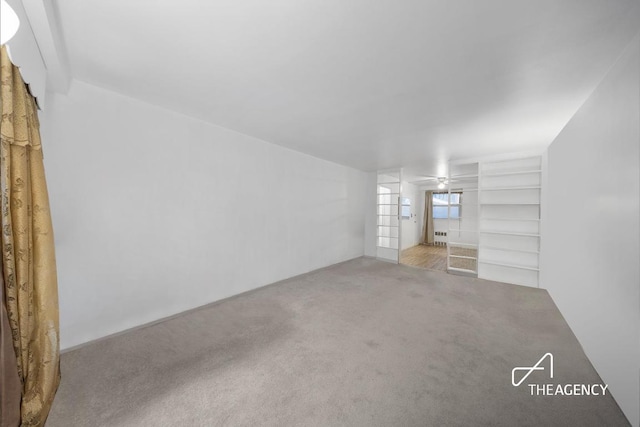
xmin=434 ymin=231 xmax=447 ymax=246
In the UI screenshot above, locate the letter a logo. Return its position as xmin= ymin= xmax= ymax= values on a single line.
xmin=512 ymin=353 xmax=554 ymax=387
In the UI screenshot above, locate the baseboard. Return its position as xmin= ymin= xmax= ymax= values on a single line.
xmin=60 ymin=255 xmax=366 ymax=354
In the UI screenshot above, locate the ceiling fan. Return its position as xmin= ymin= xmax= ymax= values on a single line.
xmin=412 ymin=175 xmax=462 ymax=189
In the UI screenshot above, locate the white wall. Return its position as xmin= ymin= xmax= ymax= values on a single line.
xmin=4 ymin=0 xmax=48 ymax=107
xmin=400 ymin=182 xmax=420 ymax=250
xmin=415 ymin=187 xmax=426 ymax=241
xmin=540 ymin=35 xmax=639 ymax=426
xmin=39 ymin=80 xmax=367 ymax=350
xmin=364 ymin=172 xmax=377 ymax=257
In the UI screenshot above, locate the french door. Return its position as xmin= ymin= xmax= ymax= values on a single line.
xmin=376 ymin=169 xmax=402 ymax=262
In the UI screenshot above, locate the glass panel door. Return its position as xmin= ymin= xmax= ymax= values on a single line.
xmin=376 ymin=170 xmax=402 ymax=262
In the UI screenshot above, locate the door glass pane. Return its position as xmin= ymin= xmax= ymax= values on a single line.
xmin=378 ymin=204 xmax=399 ymax=216
xmin=377 ymin=215 xmax=399 ymax=227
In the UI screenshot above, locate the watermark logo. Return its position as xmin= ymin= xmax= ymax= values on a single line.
xmin=512 ymin=352 xmax=553 ymax=387
xmin=512 ymin=353 xmax=608 ymax=396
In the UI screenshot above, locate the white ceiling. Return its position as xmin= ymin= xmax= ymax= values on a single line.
xmin=52 ymin=0 xmax=639 ymax=174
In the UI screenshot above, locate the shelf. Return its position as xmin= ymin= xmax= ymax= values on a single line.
xmin=481 ymin=217 xmax=539 ymax=222
xmin=450 ymin=174 xmax=479 ymax=179
xmin=480 ymin=202 xmax=540 ymax=205
xmin=481 ymin=186 xmax=541 ymax=191
xmin=448 ymin=242 xmax=478 ymax=248
xmin=482 ymin=245 xmax=539 ymax=254
xmin=478 ymin=260 xmax=539 ymax=271
xmin=449 ymin=255 xmax=477 ymax=260
xmin=481 ymin=169 xmax=541 ymax=177
xmin=448 ymin=266 xmax=478 ymax=274
xmin=480 ymin=230 xmax=540 ymax=237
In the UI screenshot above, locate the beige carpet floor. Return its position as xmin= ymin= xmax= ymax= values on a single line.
xmin=46 ymin=258 xmax=628 ymax=426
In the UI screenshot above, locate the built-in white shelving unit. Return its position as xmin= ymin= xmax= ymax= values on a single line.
xmin=446 ymin=154 xmax=543 ymax=287
xmin=477 ymin=155 xmax=542 ymax=287
xmin=446 ymin=162 xmax=479 ymax=276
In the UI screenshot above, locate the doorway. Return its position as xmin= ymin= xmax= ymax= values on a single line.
xmin=400 ymin=244 xmax=448 ymax=270
xmin=399 ymin=188 xmax=448 ymax=272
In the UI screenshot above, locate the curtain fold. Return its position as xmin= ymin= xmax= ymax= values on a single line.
xmin=421 ymin=191 xmax=434 ymax=245
xmin=1 ymin=257 xmax=21 ymax=427
xmin=0 ymin=46 xmax=60 ymax=427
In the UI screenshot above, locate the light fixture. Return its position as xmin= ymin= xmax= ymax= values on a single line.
xmin=437 ymin=177 xmax=447 ymax=189
xmin=1 ymin=0 xmax=20 ymax=45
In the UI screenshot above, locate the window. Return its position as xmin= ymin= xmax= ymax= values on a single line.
xmin=401 ymin=197 xmax=411 ymax=219
xmin=433 ymin=192 xmax=462 ymax=219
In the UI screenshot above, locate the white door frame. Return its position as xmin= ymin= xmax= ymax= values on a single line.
xmin=375 ymin=168 xmax=402 ymax=263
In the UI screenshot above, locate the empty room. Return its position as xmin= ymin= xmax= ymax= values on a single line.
xmin=0 ymin=1 xmax=638 ymax=426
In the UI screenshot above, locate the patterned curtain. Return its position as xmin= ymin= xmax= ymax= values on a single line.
xmin=421 ymin=191 xmax=434 ymax=245
xmin=0 ymin=46 xmax=60 ymax=427
xmin=1 ymin=255 xmax=21 ymax=427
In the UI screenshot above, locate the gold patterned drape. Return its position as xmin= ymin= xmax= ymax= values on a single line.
xmin=0 ymin=46 xmax=60 ymax=427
